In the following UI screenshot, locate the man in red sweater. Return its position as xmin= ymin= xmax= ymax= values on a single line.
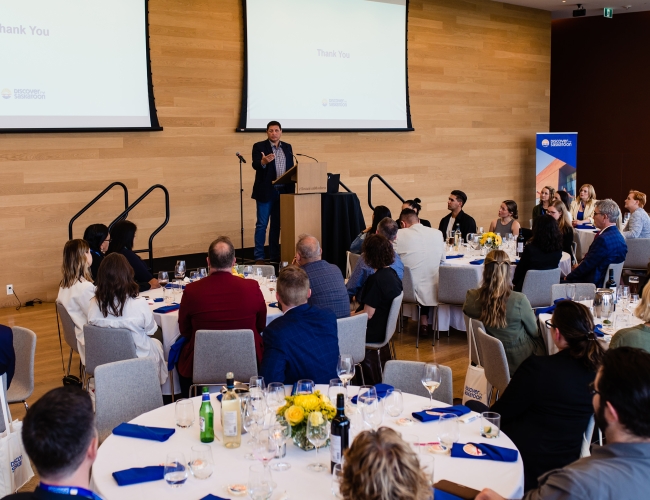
xmin=177 ymin=236 xmax=267 ymax=396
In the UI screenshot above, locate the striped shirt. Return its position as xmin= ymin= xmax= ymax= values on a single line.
xmin=271 ymin=141 xmax=287 ymax=179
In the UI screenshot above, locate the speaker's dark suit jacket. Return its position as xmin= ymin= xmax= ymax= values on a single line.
xmin=251 ymin=140 xmax=295 ymax=203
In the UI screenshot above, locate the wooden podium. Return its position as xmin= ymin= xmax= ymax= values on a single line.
xmin=274 ymin=162 xmax=328 ymax=263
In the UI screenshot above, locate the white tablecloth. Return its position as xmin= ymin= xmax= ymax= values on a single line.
xmin=573 ymin=227 xmax=597 ymax=261
xmin=141 ymin=279 xmax=283 ymax=395
xmin=91 ymin=386 xmax=524 ymax=500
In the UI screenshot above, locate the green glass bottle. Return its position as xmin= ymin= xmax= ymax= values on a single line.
xmin=199 ymin=386 xmax=214 ymax=443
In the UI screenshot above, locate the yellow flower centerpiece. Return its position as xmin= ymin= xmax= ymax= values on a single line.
xmin=277 ymin=391 xmax=336 ymax=450
xmin=479 ymin=232 xmax=502 ymax=250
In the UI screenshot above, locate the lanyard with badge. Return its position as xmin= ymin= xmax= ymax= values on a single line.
xmin=39 ymin=483 xmax=103 ymax=500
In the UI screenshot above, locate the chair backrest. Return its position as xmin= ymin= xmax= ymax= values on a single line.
xmin=252 ymin=265 xmax=276 ymax=277
xmin=56 ymin=301 xmax=79 ymax=353
xmin=383 ymin=360 xmax=453 ymax=405
xmin=521 ymin=268 xmax=562 ymax=308
xmin=402 ymin=267 xmax=417 ymax=304
xmin=7 ymin=327 xmax=37 ymax=402
xmin=383 ymin=292 xmax=404 ymax=345
xmin=0 ymin=374 xmax=8 ymax=433
xmin=438 ymin=266 xmax=482 ymax=305
xmin=346 ymin=252 xmax=361 ymax=278
xmin=463 ymin=314 xmax=480 ymax=366
xmin=193 ymin=330 xmax=258 ymax=384
xmin=336 ymin=314 xmax=367 ymax=365
xmin=95 ymin=358 xmax=163 ymax=442
xmin=580 ymin=414 xmax=596 ymax=458
xmin=602 ymin=262 xmax=624 ymax=288
xmin=83 ymin=324 xmax=138 ymax=377
xmin=551 ymin=283 xmax=597 ymax=302
xmin=474 ymin=326 xmax=510 ymax=395
xmin=623 ymin=238 xmax=650 ymax=270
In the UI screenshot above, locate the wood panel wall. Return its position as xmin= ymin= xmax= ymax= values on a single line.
xmin=0 ymin=0 xmax=550 ymax=308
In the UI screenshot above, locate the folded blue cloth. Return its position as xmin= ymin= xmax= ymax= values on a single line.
xmin=469 ymin=259 xmax=484 ymax=265
xmin=112 ymin=465 xmax=165 ymax=486
xmin=575 ymin=224 xmax=594 ymax=230
xmin=411 ymin=405 xmax=471 ymax=422
xmin=268 ymin=302 xmax=279 ymax=308
xmin=153 ymin=297 xmax=164 ymax=302
xmin=165 ymin=283 xmax=185 ymax=290
xmin=351 ymin=383 xmax=394 ymax=404
xmin=535 ymin=298 xmax=569 ymax=316
xmin=201 ymin=495 xmax=230 ymax=500
xmin=451 ymin=442 xmax=518 ymax=462
xmin=445 ymin=255 xmax=464 ymax=259
xmin=153 ymin=303 xmax=180 ymax=314
xmin=112 ymin=423 xmax=175 ymax=442
xmin=432 ymin=489 xmax=465 ymax=500
xmin=514 ymin=259 xmax=520 ymax=264
xmin=167 ymin=336 xmax=187 ymax=371
xmin=594 ymin=324 xmax=606 ymax=337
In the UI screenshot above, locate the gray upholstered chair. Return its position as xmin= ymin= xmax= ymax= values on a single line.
xmin=473 ymin=322 xmax=510 ymax=403
xmin=191 ymin=329 xmax=258 ymax=396
xmin=336 ymin=314 xmax=367 ymax=385
xmin=365 ymin=292 xmax=404 ymax=377
xmin=94 ymin=358 xmax=163 ymax=442
xmin=435 ymin=266 xmax=482 ymax=340
xmin=551 ymin=283 xmax=597 ymax=302
xmin=0 ymin=374 xmax=9 ymax=433
xmin=252 ymin=265 xmax=276 ymax=277
xmin=7 ymin=326 xmax=36 ymax=410
xmin=463 ymin=314 xmax=481 ymax=366
xmin=401 ymin=267 xmax=424 ymax=346
xmin=623 ymin=238 xmax=650 ymax=271
xmin=602 ymin=262 xmax=624 ymax=287
xmin=382 ymin=360 xmax=453 ymax=405
xmin=56 ymin=301 xmax=82 ymax=378
xmin=83 ymin=324 xmax=138 ymax=389
xmin=521 ymin=268 xmax=562 ymax=308
xmin=346 ymin=251 xmax=361 ymax=279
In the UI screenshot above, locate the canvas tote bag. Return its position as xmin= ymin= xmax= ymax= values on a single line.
xmin=462 ymin=319 xmax=491 ymax=406
xmin=0 ymin=374 xmax=34 ymax=495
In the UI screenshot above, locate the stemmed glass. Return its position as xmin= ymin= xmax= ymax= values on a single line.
xmin=384 ymin=388 xmax=405 ymax=419
xmin=295 ymin=379 xmax=314 ymax=395
xmin=361 ymin=398 xmax=384 ymax=430
xmin=248 ymin=464 xmax=274 ymax=500
xmin=328 ymin=379 xmax=346 ymax=404
xmin=198 ymin=267 xmax=207 ymax=279
xmin=566 ymin=284 xmax=576 ymax=301
xmin=337 ymin=355 xmax=355 ymax=398
xmin=249 ymin=376 xmax=266 ymax=391
xmin=356 ymin=386 xmax=377 ymax=408
xmin=158 ymin=271 xmax=169 ymax=287
xmin=174 ymin=260 xmax=186 ymax=279
xmin=266 ymin=383 xmax=286 ymax=420
xmin=270 ymin=417 xmax=291 ymax=471
xmin=306 ymin=411 xmax=330 ymax=472
xmin=253 ymin=430 xmax=278 ymax=486
xmin=421 ymin=363 xmax=442 ymax=410
xmin=618 ymin=286 xmax=630 ymax=313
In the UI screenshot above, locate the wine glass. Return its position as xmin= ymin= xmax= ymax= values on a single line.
xmin=421 ymin=363 xmax=442 ymax=410
xmin=266 ymin=382 xmax=286 ymax=418
xmin=337 ymin=355 xmax=355 ymax=396
xmin=249 ymin=376 xmax=266 ymax=391
xmin=618 ymin=286 xmax=630 ymax=313
xmin=244 ymin=265 xmax=253 ymax=277
xmin=331 ymin=463 xmax=344 ymax=498
xmin=174 ymin=260 xmax=186 ymax=279
xmin=384 ymin=388 xmax=405 ymax=419
xmin=420 ymin=455 xmax=435 ymax=487
xmin=253 ymin=430 xmax=278 ymax=481
xmin=328 ymin=379 xmax=346 ymax=404
xmin=356 ymin=386 xmax=377 ymax=408
xmin=190 ymin=271 xmax=199 ymax=282
xmin=566 ymin=284 xmax=576 ymax=301
xmin=158 ymin=271 xmax=169 ymax=287
xmin=248 ymin=464 xmax=273 ymax=500
xmin=270 ymin=417 xmax=291 ymax=471
xmin=306 ymin=411 xmax=330 ymax=472
xmin=198 ymin=267 xmax=207 ymax=279
xmin=164 ymin=452 xmax=188 ymax=488
xmin=361 ymin=398 xmax=384 ymax=430
xmin=295 ymin=379 xmax=314 ymax=395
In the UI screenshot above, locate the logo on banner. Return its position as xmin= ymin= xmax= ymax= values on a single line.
xmin=541 ymin=139 xmax=549 ymax=147
xmin=1 ymin=88 xmax=11 ymax=99
xmin=322 ymin=99 xmax=328 ymax=106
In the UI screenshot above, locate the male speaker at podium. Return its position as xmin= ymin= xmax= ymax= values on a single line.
xmin=251 ymin=121 xmax=295 ymax=264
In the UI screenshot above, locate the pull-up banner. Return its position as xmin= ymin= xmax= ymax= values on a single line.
xmin=535 ymin=132 xmax=578 ymax=202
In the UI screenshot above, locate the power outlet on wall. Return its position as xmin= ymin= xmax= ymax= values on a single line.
xmin=6 ymin=284 xmax=13 ymax=295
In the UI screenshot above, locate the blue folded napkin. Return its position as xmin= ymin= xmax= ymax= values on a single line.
xmin=469 ymin=259 xmax=484 ymax=265
xmin=268 ymin=302 xmax=279 ymax=308
xmin=153 ymin=297 xmax=164 ymax=302
xmin=165 ymin=283 xmax=185 ymax=289
xmin=576 ymin=224 xmax=594 ymax=230
xmin=167 ymin=336 xmax=187 ymax=371
xmin=445 ymin=255 xmax=464 ymax=259
xmin=432 ymin=489 xmax=466 ymax=500
xmin=514 ymin=259 xmax=520 ymax=264
xmin=594 ymin=324 xmax=606 ymax=337
xmin=411 ymin=405 xmax=471 ymax=422
xmin=112 ymin=465 xmax=165 ymax=486
xmin=451 ymin=442 xmax=518 ymax=462
xmin=112 ymin=422 xmax=175 ymax=442
xmin=201 ymin=495 xmax=230 ymax=500
xmin=153 ymin=303 xmax=180 ymax=314
xmin=350 ymin=383 xmax=394 ymax=404
xmin=535 ymin=298 xmax=568 ymax=316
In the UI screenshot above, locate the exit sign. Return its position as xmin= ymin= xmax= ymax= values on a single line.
xmin=604 ymin=7 xmax=614 ymax=18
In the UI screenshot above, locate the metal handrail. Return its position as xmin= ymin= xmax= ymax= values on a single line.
xmin=109 ymin=184 xmax=170 ymax=273
xmin=367 ymin=174 xmax=404 ymax=210
xmin=68 ymin=182 xmax=129 ymax=240
xmin=339 ymin=180 xmax=352 ymax=193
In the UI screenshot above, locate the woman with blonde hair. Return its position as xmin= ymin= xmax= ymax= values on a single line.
xmin=463 ymin=250 xmax=545 ymax=376
xmin=532 ymin=186 xmax=555 ymax=219
xmin=340 ymin=428 xmax=430 ymax=500
xmin=570 ymin=184 xmax=597 ymax=226
xmin=56 ymin=239 xmax=96 ymax=365
xmin=547 ymin=200 xmax=575 ymax=261
xmin=622 ymin=190 xmax=650 ymax=239
xmin=611 ymin=283 xmax=650 ymax=353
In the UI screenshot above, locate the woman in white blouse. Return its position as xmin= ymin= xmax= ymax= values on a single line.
xmin=87 ymin=253 xmax=167 ymax=385
xmin=622 ymin=190 xmax=650 ymax=239
xmin=57 ymin=239 xmax=96 ymax=365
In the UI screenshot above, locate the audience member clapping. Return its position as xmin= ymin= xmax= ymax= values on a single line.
xmin=489 ymin=200 xmax=521 ymax=237
xmin=107 ymin=220 xmax=160 ymax=291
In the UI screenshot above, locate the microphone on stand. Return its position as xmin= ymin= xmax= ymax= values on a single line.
xmin=293 ymin=154 xmax=299 ymax=167
xmin=296 ymin=153 xmax=319 ymax=162
xmin=236 ymin=152 xmax=247 ymax=163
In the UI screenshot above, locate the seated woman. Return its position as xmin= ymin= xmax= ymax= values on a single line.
xmin=83 ymin=223 xmax=109 ymax=280
xmin=570 ymin=183 xmax=597 ymax=226
xmin=340 ymin=428 xmax=430 ymax=500
xmin=57 ymin=239 xmax=96 ymax=365
xmin=547 ymin=200 xmax=575 ymax=262
xmin=488 ymin=200 xmax=521 ymax=237
xmin=532 ymin=186 xmax=555 ymax=219
xmin=349 ymin=205 xmax=391 ymax=254
xmin=107 ymin=220 xmax=160 ymax=292
xmin=87 ymin=253 xmax=167 ymax=385
xmin=467 ymin=301 xmax=604 ymax=491
xmin=611 ymin=283 xmax=650 ymax=352
xmin=355 ymin=234 xmax=402 ymax=344
xmin=463 ymin=250 xmax=545 ymax=376
xmin=402 ymin=198 xmax=431 ymax=227
xmin=554 ymin=190 xmax=573 ymax=220
xmin=512 ymin=215 xmax=563 ymax=292
xmin=622 ymin=190 xmax=650 ymax=239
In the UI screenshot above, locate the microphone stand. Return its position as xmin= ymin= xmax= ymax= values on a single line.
xmin=238 ymin=155 xmax=245 ymax=264
xmin=296 ymin=153 xmax=319 ymax=162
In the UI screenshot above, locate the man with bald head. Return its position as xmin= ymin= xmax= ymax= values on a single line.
xmin=293 ymin=234 xmax=350 ymax=318
xmin=177 ymin=236 xmax=267 ymax=397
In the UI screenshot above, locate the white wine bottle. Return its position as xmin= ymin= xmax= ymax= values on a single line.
xmin=221 ymin=372 xmax=241 ymax=448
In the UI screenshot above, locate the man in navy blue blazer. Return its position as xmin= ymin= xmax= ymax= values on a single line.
xmin=565 ymin=199 xmax=627 ymax=286
xmin=251 ymin=121 xmax=295 ymax=263
xmin=260 ymin=266 xmax=339 ymax=385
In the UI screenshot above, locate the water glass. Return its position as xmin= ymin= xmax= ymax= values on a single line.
xmin=244 ymin=265 xmax=253 ymax=277
xmin=295 ymin=379 xmax=314 ymax=395
xmin=164 ymin=452 xmax=188 ymax=487
xmin=163 ymin=287 xmax=174 ymax=304
xmin=158 ymin=271 xmax=169 ymax=286
xmin=253 ymin=430 xmax=278 ymax=470
xmin=256 ymin=267 xmax=264 ymax=278
xmin=384 ymin=388 xmax=404 ymax=418
xmin=419 ymin=455 xmax=435 ymax=487
xmin=190 ymin=271 xmax=199 ymax=282
xmin=331 ymin=463 xmax=344 ymax=498
xmin=175 ymin=399 xmax=194 ymax=428
xmin=481 ymin=412 xmax=501 ymax=438
xmin=198 ymin=267 xmax=208 ymax=279
xmin=266 ymin=382 xmax=286 ymax=415
xmin=270 ymin=418 xmax=291 ymax=471
xmin=248 ymin=464 xmax=273 ymax=500
xmin=328 ymin=379 xmax=346 ymax=403
xmin=189 ymin=444 xmax=214 ymax=479
xmin=478 ymin=227 xmax=484 ymax=234
xmin=402 ymin=432 xmax=421 ymax=456
xmin=361 ymin=398 xmax=383 ymax=430
xmin=566 ymin=284 xmax=576 ymax=301
xmin=356 ymin=385 xmax=377 ymax=407
xmin=437 ymin=414 xmax=460 ymax=450
xmin=174 ymin=260 xmax=186 ymax=279
xmin=249 ymin=376 xmax=266 ymax=391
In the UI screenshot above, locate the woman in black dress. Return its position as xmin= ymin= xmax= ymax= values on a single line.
xmin=83 ymin=223 xmax=109 ymax=280
xmin=402 ymin=198 xmax=431 ymax=228
xmin=107 ymin=220 xmax=160 ymax=292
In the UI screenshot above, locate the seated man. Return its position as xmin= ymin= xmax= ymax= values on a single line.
xmin=293 ymin=234 xmax=350 ymax=318
xmin=0 ymin=324 xmax=15 ymax=389
xmin=565 ymin=199 xmax=627 ymax=286
xmin=260 ymin=266 xmax=339 ymax=384
xmin=178 ymin=236 xmax=266 ymax=396
xmin=6 ymin=387 xmax=98 ymax=500
xmin=346 ymin=217 xmax=404 ymax=300
xmin=476 ymin=347 xmax=650 ymax=500
xmin=396 ymin=208 xmax=445 ymax=334
xmin=438 ymin=189 xmax=477 ymax=240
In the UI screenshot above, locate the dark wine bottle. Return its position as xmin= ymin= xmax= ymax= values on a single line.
xmin=516 ymin=229 xmax=525 ymax=257
xmin=606 ymin=269 xmax=617 ymax=306
xmin=330 ymin=393 xmax=350 ymax=473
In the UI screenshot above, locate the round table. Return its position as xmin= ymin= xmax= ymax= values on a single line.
xmin=573 ymin=227 xmax=597 ymax=261
xmin=91 ymin=386 xmax=524 ymax=499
